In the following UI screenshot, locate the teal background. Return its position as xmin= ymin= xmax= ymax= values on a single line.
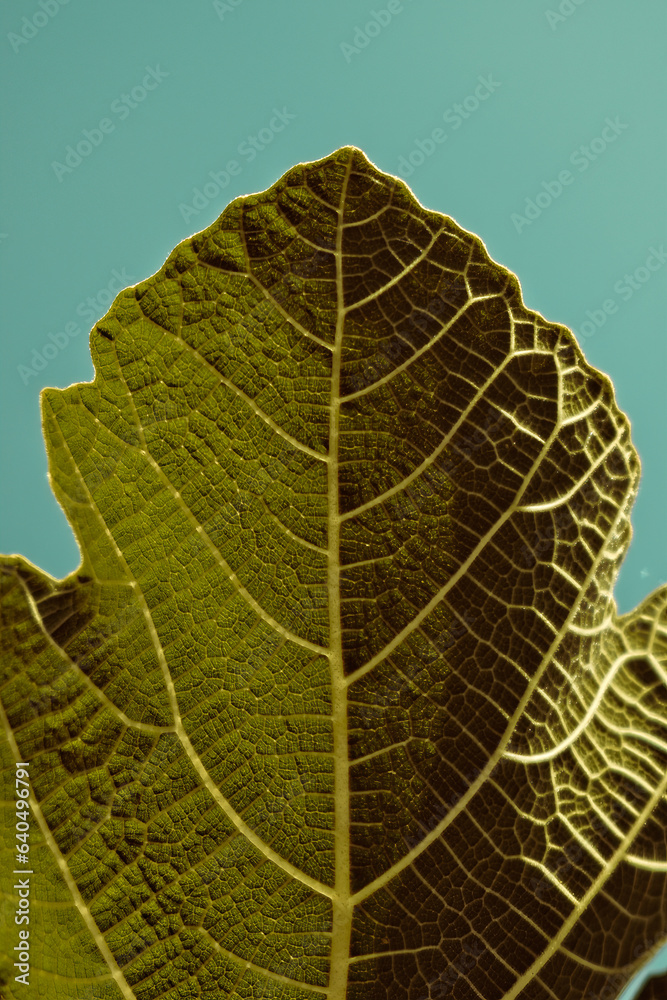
xmin=0 ymin=0 xmax=665 ymax=994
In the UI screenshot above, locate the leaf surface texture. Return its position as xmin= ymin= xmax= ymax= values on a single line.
xmin=1 ymin=147 xmax=666 ymax=1000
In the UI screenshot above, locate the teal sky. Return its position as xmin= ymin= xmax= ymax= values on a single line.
xmin=1 ymin=1 xmax=665 ymax=993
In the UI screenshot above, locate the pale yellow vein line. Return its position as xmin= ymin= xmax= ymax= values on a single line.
xmin=340 ymin=355 xmax=515 ymax=523
xmin=342 ymin=202 xmax=392 ymax=227
xmin=501 ymin=769 xmax=667 ymax=1000
xmin=516 ymin=434 xmax=623 ymax=513
xmin=601 ymin=719 xmax=667 ymax=760
xmin=112 ymin=543 xmax=334 ymax=899
xmin=236 ymin=212 xmax=334 ymax=351
xmin=168 ymin=327 xmax=328 ymax=462
xmin=346 ymin=426 xmax=624 ymax=688
xmin=559 ymin=947 xmax=636 ymax=975
xmin=44 ymin=410 xmax=335 ymax=898
xmin=339 ymin=291 xmax=499 ymax=404
xmin=344 ymin=416 xmax=564 ymax=689
xmin=569 ymin=616 xmax=614 ymax=636
xmin=328 ymin=149 xmax=355 ymax=1000
xmin=260 ymin=498 xmax=329 ymax=555
xmin=83 ymin=396 xmax=326 ymax=658
xmin=197 ymin=928 xmax=329 ymax=996
xmin=13 ymin=573 xmax=174 ymax=736
xmin=343 ymin=221 xmax=450 ymax=312
xmin=348 ymin=945 xmax=440 ymax=963
xmin=0 ymin=697 xmax=138 ymax=1000
xmin=626 ymin=855 xmax=667 ymax=871
xmin=560 ymin=397 xmax=606 ymax=427
xmin=503 ymin=651 xmax=642 ymax=764
xmin=350 ymin=402 xmax=636 ymax=903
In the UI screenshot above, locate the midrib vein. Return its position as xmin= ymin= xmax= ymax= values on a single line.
xmin=345 ymin=421 xmax=624 ymax=688
xmin=339 ymin=353 xmax=515 ymax=523
xmin=328 ymin=153 xmax=354 ymax=1000
xmin=48 ymin=417 xmax=334 ymax=900
xmin=0 ymin=696 xmax=138 ymax=1000
xmin=350 ymin=386 xmax=635 ymax=904
xmin=171 ymin=326 xmax=328 ymax=461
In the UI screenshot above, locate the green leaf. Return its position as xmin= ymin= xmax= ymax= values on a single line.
xmin=2 ymin=146 xmax=666 ymax=1000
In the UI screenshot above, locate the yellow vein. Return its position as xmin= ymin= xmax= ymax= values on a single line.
xmin=167 ymin=327 xmax=328 ymax=462
xmin=197 ymin=929 xmax=329 ymax=996
xmin=503 ymin=651 xmax=640 ymax=764
xmin=86 ymin=390 xmax=326 ymax=658
xmin=343 ymin=223 xmax=447 ymax=312
xmin=45 ymin=410 xmax=335 ymax=898
xmin=559 ymin=948 xmax=635 ymax=975
xmin=345 ymin=415 xmax=565 ymax=688
xmin=350 ymin=430 xmax=634 ymax=904
xmin=340 ymin=355 xmax=515 ymax=522
xmin=14 ymin=573 xmax=174 ymax=735
xmin=516 ymin=434 xmax=625 ymax=513
xmin=236 ymin=214 xmax=334 ymax=351
xmin=339 ymin=292 xmax=499 ymax=404
xmin=0 ymin=696 xmax=138 ymax=1000
xmin=328 ymin=150 xmax=354 ymax=1000
xmin=260 ymin=498 xmax=329 ymax=554
xmin=501 ymin=768 xmax=667 ymax=999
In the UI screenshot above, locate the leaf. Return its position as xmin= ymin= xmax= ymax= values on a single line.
xmin=1 ymin=146 xmax=666 ymax=1000
xmin=636 ymin=975 xmax=667 ymax=1000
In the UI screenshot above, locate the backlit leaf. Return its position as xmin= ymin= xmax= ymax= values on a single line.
xmin=2 ymin=146 xmax=666 ymax=1000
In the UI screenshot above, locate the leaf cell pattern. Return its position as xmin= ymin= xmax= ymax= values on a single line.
xmin=1 ymin=147 xmax=666 ymax=1000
